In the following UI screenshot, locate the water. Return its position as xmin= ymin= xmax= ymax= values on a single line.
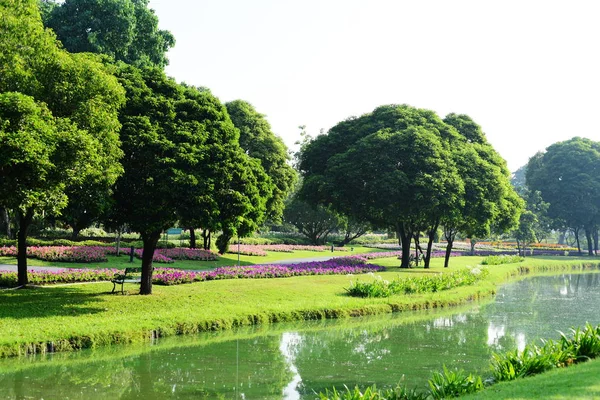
xmin=1 ymin=273 xmax=600 ymax=399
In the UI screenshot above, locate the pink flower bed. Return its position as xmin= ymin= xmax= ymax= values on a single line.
xmin=0 ymin=245 xmax=219 ymax=264
xmin=225 ymin=244 xmax=351 ymax=256
xmin=0 ymin=260 xmax=385 ymax=287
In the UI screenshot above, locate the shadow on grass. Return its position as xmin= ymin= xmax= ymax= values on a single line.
xmin=0 ymin=286 xmax=107 ymax=319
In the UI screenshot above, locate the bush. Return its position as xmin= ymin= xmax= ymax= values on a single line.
xmin=428 ymin=365 xmax=484 ymax=399
xmin=318 ymin=384 xmax=428 ymax=400
xmin=481 ymin=255 xmax=524 ymax=265
xmin=490 ymin=339 xmax=572 ymax=381
xmin=559 ymin=323 xmax=600 ymax=361
xmin=346 ymin=267 xmax=488 ymax=298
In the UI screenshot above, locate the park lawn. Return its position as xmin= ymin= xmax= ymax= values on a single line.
xmin=0 ymin=255 xmax=599 ymax=358
xmin=464 ymin=358 xmax=600 ymax=400
xmin=0 ymin=246 xmax=385 ymax=270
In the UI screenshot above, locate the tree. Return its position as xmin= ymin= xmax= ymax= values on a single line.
xmin=283 ymin=198 xmax=341 ymax=245
xmin=299 ymin=105 xmax=464 ymax=268
xmin=514 ymin=210 xmax=537 ymax=257
xmin=44 ymin=0 xmax=174 ymax=68
xmin=441 ymin=114 xmax=522 ymax=266
xmin=225 ymin=100 xmax=297 ymax=224
xmin=113 ymin=66 xmax=271 ymax=294
xmin=0 ymin=0 xmax=124 ymax=286
xmin=526 ymin=137 xmax=600 ymax=256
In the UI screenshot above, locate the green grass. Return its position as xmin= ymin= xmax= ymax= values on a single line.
xmin=0 ymin=255 xmax=599 ymax=358
xmin=464 ymin=358 xmax=600 ymax=399
xmin=0 ymin=246 xmax=385 ymax=270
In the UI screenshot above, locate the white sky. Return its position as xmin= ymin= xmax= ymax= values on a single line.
xmin=148 ymin=0 xmax=600 ymax=172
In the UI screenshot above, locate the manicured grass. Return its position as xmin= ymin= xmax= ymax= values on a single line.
xmin=464 ymin=358 xmax=600 ymax=400
xmin=0 ymin=255 xmax=599 ymax=358
xmin=0 ymin=246 xmax=385 ymax=270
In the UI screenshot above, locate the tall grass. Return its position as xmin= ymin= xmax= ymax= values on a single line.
xmin=346 ymin=268 xmax=489 ymax=298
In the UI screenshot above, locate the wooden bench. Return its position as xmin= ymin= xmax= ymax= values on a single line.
xmin=111 ymin=267 xmax=142 ymax=294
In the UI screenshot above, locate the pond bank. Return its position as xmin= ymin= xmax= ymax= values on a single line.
xmin=0 ymin=256 xmax=599 ymax=358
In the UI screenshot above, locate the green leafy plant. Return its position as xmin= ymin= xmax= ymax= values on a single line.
xmin=481 ymin=255 xmax=524 ymax=265
xmin=318 ymin=384 xmax=428 ymax=400
xmin=559 ymin=323 xmax=600 ymax=361
xmin=428 ymin=365 xmax=484 ymax=399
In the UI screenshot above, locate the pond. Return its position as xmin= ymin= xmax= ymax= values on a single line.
xmin=1 ymin=273 xmax=600 ymax=399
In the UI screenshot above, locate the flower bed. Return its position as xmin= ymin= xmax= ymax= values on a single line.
xmin=0 ymin=245 xmax=219 ymax=264
xmin=0 ymin=268 xmax=119 ymax=286
xmin=0 ymin=260 xmax=385 ymax=287
xmin=154 ymin=260 xmax=385 ymax=285
xmin=0 ymin=246 xmax=108 ymax=263
xmin=225 ymin=244 xmax=351 ymax=256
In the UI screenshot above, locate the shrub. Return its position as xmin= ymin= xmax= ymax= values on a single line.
xmin=559 ymin=323 xmax=600 ymax=361
xmin=318 ymin=384 xmax=428 ymax=400
xmin=346 ymin=267 xmax=488 ymax=298
xmin=428 ymin=365 xmax=484 ymax=399
xmin=481 ymin=255 xmax=524 ymax=265
xmin=490 ymin=339 xmax=572 ymax=382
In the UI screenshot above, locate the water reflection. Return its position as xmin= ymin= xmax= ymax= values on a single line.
xmin=1 ymin=273 xmax=600 ymax=399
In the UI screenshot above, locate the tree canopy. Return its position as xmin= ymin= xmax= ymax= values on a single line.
xmin=526 ymin=137 xmax=600 ymax=255
xmin=0 ymin=0 xmax=125 ymax=285
xmin=43 ymin=0 xmax=175 ymax=68
xmin=225 ymin=100 xmax=296 ymax=223
xmin=298 ymin=105 xmax=520 ymax=267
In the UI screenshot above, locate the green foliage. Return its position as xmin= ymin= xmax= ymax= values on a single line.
xmin=44 ymin=0 xmax=174 ymax=68
xmin=318 ymin=384 xmax=428 ymax=400
xmin=481 ymin=255 xmax=524 ymax=265
xmin=346 ymin=268 xmax=489 ymax=298
xmin=428 ymin=365 xmax=484 ymax=399
xmin=526 ymin=137 xmax=600 ymax=255
xmin=559 ymin=323 xmax=600 ymax=361
xmin=284 ymin=197 xmax=341 ymax=245
xmin=490 ymin=340 xmax=573 ymax=382
xmin=225 ymin=100 xmax=296 ymax=223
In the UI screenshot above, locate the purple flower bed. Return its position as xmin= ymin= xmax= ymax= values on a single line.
xmin=0 ymin=260 xmax=385 ymax=287
xmin=348 ymin=251 xmax=462 ymax=260
xmin=153 ymin=260 xmax=385 ymax=285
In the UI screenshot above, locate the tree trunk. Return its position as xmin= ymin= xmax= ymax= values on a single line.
xmin=115 ymin=229 xmax=122 ymax=257
xmin=516 ymin=240 xmax=522 ymax=257
xmin=558 ymin=230 xmax=566 ymax=245
xmin=2 ymin=208 xmax=11 ymax=238
xmin=140 ymin=231 xmax=161 ymax=295
xmin=413 ymin=233 xmax=420 ymax=267
xmin=424 ymin=220 xmax=439 ymax=268
xmin=444 ymin=236 xmax=455 ymax=268
xmin=17 ymin=210 xmax=34 ymax=287
xmin=189 ymin=228 xmax=196 ymax=249
xmin=71 ymin=225 xmax=81 ymax=240
xmin=575 ymin=227 xmax=581 ymax=255
xmin=585 ymin=227 xmax=594 ymax=256
xmin=470 ymin=238 xmax=477 ymax=256
xmin=398 ymin=224 xmax=412 ymax=268
xmin=594 ymin=229 xmax=599 ymax=256
xmin=202 ymin=229 xmax=210 ymax=250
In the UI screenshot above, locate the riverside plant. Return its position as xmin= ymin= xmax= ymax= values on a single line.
xmin=481 ymin=254 xmax=524 ymax=265
xmin=320 ymin=323 xmax=600 ymax=400
xmin=346 ymin=267 xmax=488 ymax=298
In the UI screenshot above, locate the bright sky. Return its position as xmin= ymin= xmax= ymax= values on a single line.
xmin=148 ymin=0 xmax=600 ymax=172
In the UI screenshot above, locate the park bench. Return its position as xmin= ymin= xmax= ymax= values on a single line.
xmin=111 ymin=267 xmax=142 ymax=294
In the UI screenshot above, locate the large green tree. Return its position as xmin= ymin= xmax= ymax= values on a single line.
xmin=526 ymin=137 xmax=600 ymax=256
xmin=113 ymin=67 xmax=271 ymax=294
xmin=44 ymin=0 xmax=174 ymax=68
xmin=225 ymin=100 xmax=296 ymax=223
xmin=0 ymin=0 xmax=124 ymax=285
xmin=299 ymin=105 xmax=464 ymax=268
xmin=441 ymin=114 xmax=522 ymax=266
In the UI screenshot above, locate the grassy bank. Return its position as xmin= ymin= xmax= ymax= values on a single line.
xmin=0 ymin=256 xmax=599 ymax=358
xmin=464 ymin=358 xmax=600 ymax=400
